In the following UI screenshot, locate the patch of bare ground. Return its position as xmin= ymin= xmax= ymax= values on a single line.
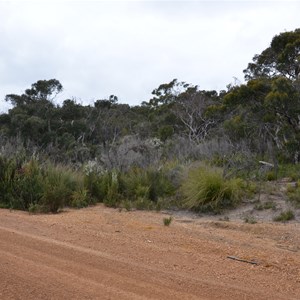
xmin=0 ymin=201 xmax=299 ymax=300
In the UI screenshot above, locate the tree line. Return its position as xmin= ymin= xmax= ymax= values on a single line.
xmin=1 ymin=28 xmax=300 ymax=169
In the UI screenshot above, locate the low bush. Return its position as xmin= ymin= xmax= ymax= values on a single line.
xmin=277 ymin=164 xmax=300 ymax=181
xmin=13 ymin=159 xmax=44 ymax=210
xmin=163 ymin=216 xmax=173 ymax=226
xmin=104 ymin=171 xmax=121 ymax=208
xmin=254 ymin=201 xmax=276 ymax=211
xmin=120 ymin=167 xmax=174 ymax=203
xmin=41 ymin=165 xmax=78 ymax=213
xmin=0 ymin=156 xmax=87 ymax=213
xmin=70 ymin=188 xmax=90 ymax=208
xmin=273 ymin=210 xmax=295 ymax=222
xmin=181 ymin=165 xmax=245 ymax=213
xmin=286 ymin=182 xmax=300 ymax=208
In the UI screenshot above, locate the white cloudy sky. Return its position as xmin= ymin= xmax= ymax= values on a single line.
xmin=0 ymin=0 xmax=299 ymax=112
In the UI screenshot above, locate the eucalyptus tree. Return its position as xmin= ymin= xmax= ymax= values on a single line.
xmin=244 ymin=28 xmax=300 ymax=81
xmin=4 ymin=79 xmax=63 ymax=144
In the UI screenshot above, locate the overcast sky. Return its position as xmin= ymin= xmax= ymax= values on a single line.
xmin=0 ymin=0 xmax=300 ymax=112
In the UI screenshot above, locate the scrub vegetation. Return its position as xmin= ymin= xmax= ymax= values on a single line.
xmin=1 ymin=29 xmax=300 ymax=217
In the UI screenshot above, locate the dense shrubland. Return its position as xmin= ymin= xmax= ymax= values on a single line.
xmin=1 ymin=28 xmax=300 ymax=214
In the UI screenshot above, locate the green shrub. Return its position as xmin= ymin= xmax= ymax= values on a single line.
xmin=181 ymin=165 xmax=245 ymax=213
xmin=120 ymin=167 xmax=175 ymax=207
xmin=84 ymin=170 xmax=112 ymax=202
xmin=273 ymin=210 xmax=295 ymax=222
xmin=132 ymin=198 xmax=155 ymax=210
xmin=254 ymin=201 xmax=276 ymax=211
xmin=265 ymin=171 xmax=276 ymax=181
xmin=70 ymin=188 xmax=90 ymax=208
xmin=286 ymin=182 xmax=300 ymax=208
xmin=277 ymin=164 xmax=300 ymax=181
xmin=41 ymin=164 xmax=82 ymax=213
xmin=104 ymin=171 xmax=121 ymax=207
xmin=12 ymin=159 xmax=44 ymax=210
xmin=0 ymin=157 xmax=46 ymax=210
xmin=163 ymin=216 xmax=173 ymax=226
xmin=28 ymin=203 xmax=48 ymax=214
xmin=120 ymin=199 xmax=132 ymax=211
xmin=0 ymin=156 xmax=17 ymax=208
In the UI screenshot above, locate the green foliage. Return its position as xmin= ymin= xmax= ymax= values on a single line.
xmin=120 ymin=167 xmax=175 ymax=205
xmin=41 ymin=165 xmax=77 ymax=213
xmin=244 ymin=28 xmax=300 ymax=80
xmin=277 ymin=164 xmax=300 ymax=181
xmin=12 ymin=159 xmax=44 ymax=210
xmin=163 ymin=216 xmax=173 ymax=226
xmin=83 ymin=166 xmax=176 ymax=210
xmin=1 ymin=29 xmax=300 ymax=214
xmin=0 ymin=157 xmax=45 ymax=210
xmin=0 ymin=156 xmax=86 ymax=213
xmin=182 ymin=165 xmax=245 ymax=213
xmin=70 ymin=188 xmax=90 ymax=208
xmin=273 ymin=210 xmax=295 ymax=222
xmin=158 ymin=125 xmax=174 ymax=142
xmin=265 ymin=171 xmax=276 ymax=181
xmin=286 ymin=182 xmax=300 ymax=208
xmin=254 ymin=201 xmax=276 ymax=211
xmin=28 ymin=203 xmax=48 ymax=214
xmin=84 ymin=172 xmax=105 ymax=201
xmin=104 ymin=171 xmax=121 ymax=208
xmin=0 ymin=156 xmax=17 ymax=208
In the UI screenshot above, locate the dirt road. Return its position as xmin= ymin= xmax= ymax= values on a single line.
xmin=0 ymin=206 xmax=299 ymax=299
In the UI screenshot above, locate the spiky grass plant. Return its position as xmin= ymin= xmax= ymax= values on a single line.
xmin=273 ymin=210 xmax=295 ymax=222
xmin=182 ymin=165 xmax=245 ymax=213
xmin=163 ymin=216 xmax=173 ymax=226
xmin=41 ymin=164 xmax=84 ymax=213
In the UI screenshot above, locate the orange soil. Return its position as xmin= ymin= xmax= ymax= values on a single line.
xmin=0 ymin=205 xmax=299 ymax=299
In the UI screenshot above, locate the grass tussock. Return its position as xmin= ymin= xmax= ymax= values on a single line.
xmin=273 ymin=210 xmax=295 ymax=222
xmin=181 ymin=165 xmax=246 ymax=213
xmin=286 ymin=181 xmax=300 ymax=208
xmin=163 ymin=216 xmax=173 ymax=226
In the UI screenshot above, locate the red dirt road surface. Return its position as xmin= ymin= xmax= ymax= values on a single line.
xmin=0 ymin=205 xmax=299 ymax=299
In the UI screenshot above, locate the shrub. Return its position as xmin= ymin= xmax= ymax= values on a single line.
xmin=273 ymin=210 xmax=295 ymax=222
xmin=41 ymin=164 xmax=82 ymax=213
xmin=0 ymin=156 xmax=17 ymax=208
xmin=181 ymin=165 xmax=245 ymax=213
xmin=84 ymin=170 xmax=111 ymax=202
xmin=163 ymin=216 xmax=173 ymax=226
xmin=120 ymin=167 xmax=175 ymax=203
xmin=286 ymin=182 xmax=300 ymax=208
xmin=277 ymin=164 xmax=300 ymax=181
xmin=265 ymin=171 xmax=276 ymax=181
xmin=70 ymin=188 xmax=90 ymax=208
xmin=254 ymin=201 xmax=276 ymax=211
xmin=104 ymin=171 xmax=121 ymax=207
xmin=0 ymin=157 xmax=46 ymax=210
xmin=28 ymin=203 xmax=48 ymax=214
xmin=12 ymin=159 xmax=44 ymax=210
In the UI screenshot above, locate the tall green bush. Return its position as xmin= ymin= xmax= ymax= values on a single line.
xmin=0 ymin=156 xmax=17 ymax=208
xmin=12 ymin=159 xmax=43 ymax=210
xmin=41 ymin=164 xmax=84 ymax=213
xmin=181 ymin=165 xmax=245 ymax=213
xmin=122 ymin=168 xmax=172 ymax=201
